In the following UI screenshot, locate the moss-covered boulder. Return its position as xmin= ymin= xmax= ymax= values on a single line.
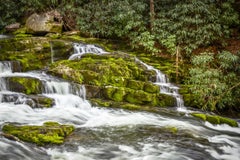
xmin=191 ymin=113 xmax=238 ymax=127
xmin=2 ymin=122 xmax=75 ymax=146
xmin=7 ymin=77 xmax=42 ymax=95
xmin=0 ymin=37 xmax=72 ymax=71
xmin=49 ymin=53 xmax=176 ymax=108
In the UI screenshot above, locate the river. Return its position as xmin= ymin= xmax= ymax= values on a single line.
xmin=0 ymin=41 xmax=239 ymax=160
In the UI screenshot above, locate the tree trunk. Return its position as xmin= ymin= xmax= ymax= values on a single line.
xmin=150 ymin=0 xmax=155 ymax=32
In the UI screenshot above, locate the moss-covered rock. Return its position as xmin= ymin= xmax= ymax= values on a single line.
xmin=7 ymin=77 xmax=42 ymax=95
xmin=191 ymin=113 xmax=238 ymax=127
xmin=2 ymin=122 xmax=75 ymax=146
xmin=126 ymin=80 xmax=144 ymax=90
xmin=0 ymin=37 xmax=72 ymax=71
xmin=143 ymin=82 xmax=160 ymax=93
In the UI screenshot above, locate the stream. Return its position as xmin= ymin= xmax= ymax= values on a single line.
xmin=0 ymin=41 xmax=240 ymax=160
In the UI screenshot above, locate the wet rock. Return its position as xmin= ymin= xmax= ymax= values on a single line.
xmin=6 ymin=77 xmax=42 ymax=95
xmin=191 ymin=113 xmax=239 ymax=127
xmin=2 ymin=122 xmax=75 ymax=146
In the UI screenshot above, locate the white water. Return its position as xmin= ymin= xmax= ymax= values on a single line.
xmin=68 ymin=43 xmax=108 ymax=60
xmin=135 ymin=58 xmax=186 ymax=111
xmin=0 ymin=58 xmax=240 ymax=160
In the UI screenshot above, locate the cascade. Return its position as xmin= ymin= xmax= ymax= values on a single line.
xmin=0 ymin=61 xmax=13 ymax=74
xmin=0 ymin=43 xmax=239 ymax=160
xmin=44 ymin=81 xmax=86 ymax=100
xmin=135 ymin=58 xmax=185 ymax=110
xmin=69 ymin=43 xmax=108 ymax=60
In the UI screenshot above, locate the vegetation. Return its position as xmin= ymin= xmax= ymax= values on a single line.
xmin=191 ymin=113 xmax=238 ymax=127
xmin=2 ymin=122 xmax=75 ymax=146
xmin=0 ymin=0 xmax=240 ymax=114
xmin=188 ymin=51 xmax=240 ymax=112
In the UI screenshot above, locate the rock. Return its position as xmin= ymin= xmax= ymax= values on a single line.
xmin=26 ymin=11 xmax=63 ymax=35
xmin=5 ymin=23 xmax=21 ymax=32
xmin=191 ymin=113 xmax=239 ymax=127
xmin=2 ymin=122 xmax=75 ymax=146
xmin=6 ymin=77 xmax=42 ymax=95
xmin=0 ymin=37 xmax=72 ymax=71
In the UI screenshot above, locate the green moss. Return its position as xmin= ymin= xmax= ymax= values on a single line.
xmin=8 ymin=77 xmax=42 ymax=95
xmin=125 ymin=90 xmax=153 ymax=105
xmin=112 ymin=87 xmax=126 ymax=102
xmin=164 ymin=126 xmax=178 ymax=134
xmin=143 ymin=82 xmax=160 ymax=93
xmin=126 ymin=80 xmax=144 ymax=90
xmin=191 ymin=113 xmax=207 ymax=121
xmin=120 ymin=103 xmax=142 ymax=110
xmin=218 ymin=117 xmax=238 ymax=127
xmin=156 ymin=94 xmax=175 ymax=107
xmin=206 ymin=115 xmax=220 ymax=124
xmin=2 ymin=122 xmax=74 ymax=146
xmin=90 ymin=98 xmax=112 ymax=107
xmin=191 ymin=113 xmax=238 ymax=127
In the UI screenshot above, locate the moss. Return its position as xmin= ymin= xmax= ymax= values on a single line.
xmin=8 ymin=77 xmax=42 ymax=95
xmin=125 ymin=90 xmax=153 ymax=105
xmin=218 ymin=117 xmax=238 ymax=127
xmin=120 ymin=103 xmax=142 ymax=110
xmin=206 ymin=115 xmax=220 ymax=124
xmin=90 ymin=98 xmax=112 ymax=107
xmin=191 ymin=113 xmax=238 ymax=127
xmin=126 ymin=80 xmax=144 ymax=90
xmin=2 ymin=122 xmax=74 ymax=146
xmin=112 ymin=87 xmax=126 ymax=102
xmin=191 ymin=113 xmax=207 ymax=121
xmin=143 ymin=82 xmax=160 ymax=93
xmin=164 ymin=126 xmax=178 ymax=134
xmin=156 ymin=94 xmax=175 ymax=107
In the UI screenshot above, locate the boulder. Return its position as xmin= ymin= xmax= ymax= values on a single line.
xmin=2 ymin=122 xmax=75 ymax=146
xmin=26 ymin=11 xmax=62 ymax=35
xmin=5 ymin=23 xmax=21 ymax=32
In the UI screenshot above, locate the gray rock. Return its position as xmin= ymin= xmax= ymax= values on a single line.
xmin=5 ymin=23 xmax=21 ymax=32
xmin=25 ymin=11 xmax=63 ymax=35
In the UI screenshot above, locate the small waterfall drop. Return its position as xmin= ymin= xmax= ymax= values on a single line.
xmin=0 ymin=61 xmax=13 ymax=74
xmin=43 ymin=81 xmax=87 ymax=100
xmin=135 ymin=58 xmax=186 ymax=110
xmin=69 ymin=43 xmax=108 ymax=60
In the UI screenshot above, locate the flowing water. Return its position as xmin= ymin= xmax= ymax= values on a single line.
xmin=0 ymin=44 xmax=240 ymax=160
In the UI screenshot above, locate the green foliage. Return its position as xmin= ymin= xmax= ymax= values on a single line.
xmin=188 ymin=51 xmax=240 ymax=111
xmin=153 ymin=0 xmax=239 ymax=54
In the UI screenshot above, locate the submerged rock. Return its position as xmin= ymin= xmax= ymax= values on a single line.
xmin=191 ymin=113 xmax=239 ymax=127
xmin=2 ymin=122 xmax=75 ymax=146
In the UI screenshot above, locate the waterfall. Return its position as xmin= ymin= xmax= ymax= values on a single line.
xmin=69 ymin=43 xmax=108 ymax=60
xmin=135 ymin=58 xmax=185 ymax=110
xmin=44 ymin=81 xmax=86 ymax=100
xmin=0 ymin=61 xmax=13 ymax=74
xmin=1 ymin=43 xmax=239 ymax=160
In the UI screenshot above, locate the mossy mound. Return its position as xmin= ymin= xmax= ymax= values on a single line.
xmin=191 ymin=113 xmax=238 ymax=127
xmin=49 ymin=53 xmax=175 ymax=108
xmin=0 ymin=37 xmax=72 ymax=71
xmin=2 ymin=122 xmax=75 ymax=146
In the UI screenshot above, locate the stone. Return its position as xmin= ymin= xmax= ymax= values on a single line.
xmin=191 ymin=113 xmax=239 ymax=127
xmin=26 ymin=11 xmax=62 ymax=35
xmin=2 ymin=122 xmax=74 ymax=146
xmin=5 ymin=23 xmax=21 ymax=32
